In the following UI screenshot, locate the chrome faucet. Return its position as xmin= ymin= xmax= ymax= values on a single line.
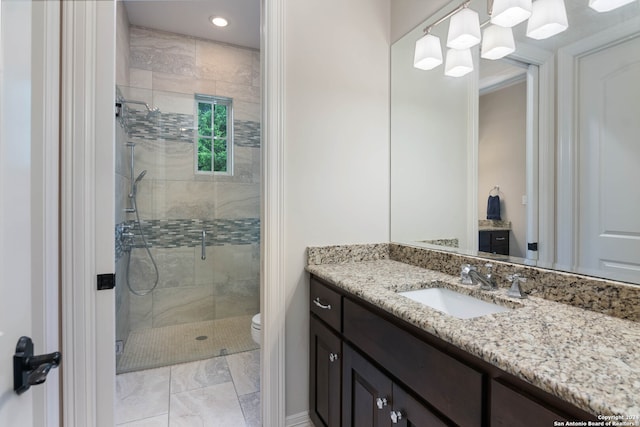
xmin=462 ymin=263 xmax=497 ymax=290
xmin=507 ymin=274 xmax=527 ymax=298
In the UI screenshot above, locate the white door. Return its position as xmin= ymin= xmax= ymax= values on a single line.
xmin=577 ymin=34 xmax=640 ymax=283
xmin=0 ymin=0 xmax=60 ymax=426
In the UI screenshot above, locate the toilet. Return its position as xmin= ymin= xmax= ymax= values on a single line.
xmin=251 ymin=313 xmax=261 ymax=345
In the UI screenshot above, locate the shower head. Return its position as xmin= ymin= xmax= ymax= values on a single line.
xmin=134 ymin=170 xmax=147 ymax=184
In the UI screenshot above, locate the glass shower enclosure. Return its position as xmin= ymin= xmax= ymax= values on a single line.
xmin=114 ymin=85 xmax=260 ymax=373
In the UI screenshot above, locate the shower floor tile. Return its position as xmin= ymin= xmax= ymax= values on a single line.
xmin=117 ymin=315 xmax=259 ymax=374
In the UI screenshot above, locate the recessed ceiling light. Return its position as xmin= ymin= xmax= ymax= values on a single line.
xmin=210 ymin=16 xmax=228 ymax=27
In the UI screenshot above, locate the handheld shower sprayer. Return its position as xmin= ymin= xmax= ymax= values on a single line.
xmin=130 ymin=170 xmax=147 ymax=198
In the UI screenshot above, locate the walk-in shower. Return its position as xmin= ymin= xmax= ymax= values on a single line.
xmin=114 ymin=81 xmax=261 ymax=374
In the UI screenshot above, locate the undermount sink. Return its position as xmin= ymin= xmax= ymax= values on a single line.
xmin=399 ymin=287 xmax=511 ymax=319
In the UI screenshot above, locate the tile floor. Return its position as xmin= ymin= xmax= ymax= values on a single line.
xmin=115 ymin=349 xmax=260 ymax=426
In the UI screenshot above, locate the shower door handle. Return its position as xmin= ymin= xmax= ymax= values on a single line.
xmin=201 ymin=230 xmax=206 ymax=260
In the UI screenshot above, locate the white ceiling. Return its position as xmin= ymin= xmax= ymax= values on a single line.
xmin=123 ymin=0 xmax=260 ymax=50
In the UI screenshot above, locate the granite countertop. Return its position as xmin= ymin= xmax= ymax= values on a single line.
xmin=306 ymin=259 xmax=640 ymax=418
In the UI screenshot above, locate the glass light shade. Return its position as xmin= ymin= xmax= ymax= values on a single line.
xmin=413 ymin=34 xmax=443 ymax=70
xmin=526 ymin=0 xmax=568 ymax=40
xmin=491 ymin=0 xmax=532 ymax=27
xmin=447 ymin=8 xmax=481 ymax=50
xmin=589 ymin=0 xmax=635 ymax=12
xmin=481 ymin=25 xmax=516 ymax=60
xmin=445 ymin=49 xmax=474 ymax=77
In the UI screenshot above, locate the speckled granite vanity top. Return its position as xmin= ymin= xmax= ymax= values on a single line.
xmin=306 ymin=258 xmax=640 ymax=418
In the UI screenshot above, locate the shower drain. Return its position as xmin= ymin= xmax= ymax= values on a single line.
xmin=195 ymin=335 xmax=208 ymax=341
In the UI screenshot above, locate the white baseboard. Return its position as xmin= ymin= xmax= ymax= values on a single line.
xmin=285 ymin=411 xmax=314 ymax=427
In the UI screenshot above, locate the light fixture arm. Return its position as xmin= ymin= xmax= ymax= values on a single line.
xmin=423 ymin=0 xmax=471 ymax=34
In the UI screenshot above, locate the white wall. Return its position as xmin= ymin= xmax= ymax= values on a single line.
xmin=283 ymin=0 xmax=391 ymax=417
xmin=391 ymin=0 xmax=450 ymax=43
xmin=390 ymin=21 xmax=475 ymax=250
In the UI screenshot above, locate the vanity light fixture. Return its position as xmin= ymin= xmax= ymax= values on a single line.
xmin=210 ymin=16 xmax=228 ymax=27
xmin=414 ymin=33 xmax=444 ymax=70
xmin=481 ymin=24 xmax=516 ymax=59
xmin=445 ymin=48 xmax=474 ymax=77
xmin=589 ymin=0 xmax=636 ymax=12
xmin=526 ymin=0 xmax=568 ymax=39
xmin=447 ymin=6 xmax=482 ymax=49
xmin=490 ymin=0 xmax=532 ymax=27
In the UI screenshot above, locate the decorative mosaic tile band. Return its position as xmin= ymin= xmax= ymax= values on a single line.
xmin=234 ymin=120 xmax=261 ymax=148
xmin=116 ymin=218 xmax=260 ymax=261
xmin=116 ymin=102 xmax=260 ymax=148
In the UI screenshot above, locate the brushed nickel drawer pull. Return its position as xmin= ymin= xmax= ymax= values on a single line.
xmin=495 ymin=237 xmax=506 ymax=241
xmin=329 ymin=352 xmax=339 ymax=362
xmin=313 ymin=297 xmax=331 ymax=310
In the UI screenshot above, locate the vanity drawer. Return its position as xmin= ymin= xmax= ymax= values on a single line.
xmin=490 ymin=379 xmax=572 ymax=426
xmin=343 ymin=298 xmax=483 ymax=427
xmin=310 ymin=277 xmax=342 ymax=332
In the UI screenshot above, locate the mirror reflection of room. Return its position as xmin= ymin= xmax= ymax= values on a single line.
xmin=478 ymin=58 xmax=527 ymax=258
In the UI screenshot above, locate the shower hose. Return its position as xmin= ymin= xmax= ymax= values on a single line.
xmin=125 ymin=194 xmax=160 ymax=296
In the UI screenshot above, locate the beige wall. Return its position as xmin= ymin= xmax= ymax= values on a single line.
xmin=478 ymin=81 xmax=527 ymax=257
xmin=284 ymin=0 xmax=391 ymax=417
xmin=391 ymin=0 xmax=451 ymax=43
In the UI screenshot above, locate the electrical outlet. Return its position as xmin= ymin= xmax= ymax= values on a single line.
xmin=522 ymin=195 xmax=527 ymax=205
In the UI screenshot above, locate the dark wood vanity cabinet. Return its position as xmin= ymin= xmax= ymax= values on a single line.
xmin=309 ymin=275 xmax=595 ymax=427
xmin=478 ymin=230 xmax=509 ymax=255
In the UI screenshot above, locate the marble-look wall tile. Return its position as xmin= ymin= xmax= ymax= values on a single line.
xmin=115 ymin=366 xmax=170 ymax=425
xmin=214 ymin=287 xmax=259 ymax=320
xmin=129 ymin=291 xmax=153 ymax=331
xmin=152 ymin=285 xmax=214 ymax=327
xmin=195 ymin=39 xmax=253 ymax=85
xmin=116 ymin=256 xmax=130 ymax=345
xmin=116 ymin=2 xmax=130 ymax=87
xmin=130 ymin=247 xmax=195 ymax=289
xmin=216 ymin=81 xmax=260 ymax=104
xmin=130 ymin=26 xmax=196 ymax=76
xmin=214 ymin=182 xmax=260 ymax=219
xmin=169 ymin=381 xmax=246 ymax=426
xmin=135 ymin=180 xmax=216 ymax=220
xmin=251 ymin=52 xmax=260 ymax=89
xmin=234 ymin=101 xmax=260 ymax=122
xmin=151 ymin=70 xmax=198 ymax=94
xmin=211 ymin=244 xmax=260 ymax=286
xmin=152 ymin=90 xmax=195 ymax=115
xmin=133 ymin=137 xmax=195 ymax=182
xmin=129 ymin=68 xmax=152 ymax=90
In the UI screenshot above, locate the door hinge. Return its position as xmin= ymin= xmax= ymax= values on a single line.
xmin=97 ymin=273 xmax=116 ymax=290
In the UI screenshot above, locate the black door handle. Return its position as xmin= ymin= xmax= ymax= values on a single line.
xmin=14 ymin=336 xmax=61 ymax=395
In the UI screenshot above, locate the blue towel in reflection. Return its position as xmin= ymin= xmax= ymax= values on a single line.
xmin=487 ymin=195 xmax=501 ymax=220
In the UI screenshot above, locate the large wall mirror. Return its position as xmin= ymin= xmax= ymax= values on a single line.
xmin=390 ymin=0 xmax=640 ymax=284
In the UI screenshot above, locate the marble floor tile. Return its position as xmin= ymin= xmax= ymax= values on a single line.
xmin=169 ymin=382 xmax=246 ymax=427
xmin=170 ymin=356 xmax=232 ymax=394
xmin=115 ymin=367 xmax=171 ymax=425
xmin=117 ymin=414 xmax=168 ymax=427
xmin=226 ymin=350 xmax=260 ymax=396
xmin=239 ymin=391 xmax=261 ymax=427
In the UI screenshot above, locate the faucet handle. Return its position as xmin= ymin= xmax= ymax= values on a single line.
xmin=506 ymin=274 xmax=527 ymax=298
xmin=460 ymin=264 xmax=475 ymax=285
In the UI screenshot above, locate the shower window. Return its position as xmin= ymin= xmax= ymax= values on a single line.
xmin=196 ymin=94 xmax=233 ymax=174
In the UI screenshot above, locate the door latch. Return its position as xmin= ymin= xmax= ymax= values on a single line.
xmin=14 ymin=336 xmax=61 ymax=395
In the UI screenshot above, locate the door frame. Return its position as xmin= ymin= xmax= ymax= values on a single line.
xmin=60 ymin=1 xmax=115 ymax=426
xmin=59 ymin=0 xmax=288 ymax=426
